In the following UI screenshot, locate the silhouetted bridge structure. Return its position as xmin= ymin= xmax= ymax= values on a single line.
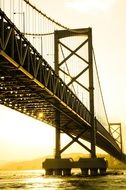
xmin=0 ymin=0 xmax=125 ymax=176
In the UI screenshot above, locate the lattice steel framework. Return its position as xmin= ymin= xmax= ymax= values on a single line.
xmin=54 ymin=28 xmax=96 ymax=158
xmin=109 ymin=123 xmax=123 ymax=152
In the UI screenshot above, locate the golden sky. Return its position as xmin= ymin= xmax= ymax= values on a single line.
xmin=0 ymin=0 xmax=126 ymax=162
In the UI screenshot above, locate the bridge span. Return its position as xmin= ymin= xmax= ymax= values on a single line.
xmin=0 ymin=2 xmax=126 ymax=175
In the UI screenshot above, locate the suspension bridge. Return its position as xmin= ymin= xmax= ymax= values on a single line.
xmin=0 ymin=0 xmax=126 ymax=176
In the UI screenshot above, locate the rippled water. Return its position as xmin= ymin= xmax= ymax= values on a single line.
xmin=0 ymin=170 xmax=126 ymax=189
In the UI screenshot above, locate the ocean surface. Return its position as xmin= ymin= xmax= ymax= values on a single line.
xmin=0 ymin=170 xmax=126 ymax=190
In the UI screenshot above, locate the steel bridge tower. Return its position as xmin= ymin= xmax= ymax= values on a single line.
xmin=54 ymin=28 xmax=96 ymax=159
xmin=43 ymin=28 xmax=107 ymax=176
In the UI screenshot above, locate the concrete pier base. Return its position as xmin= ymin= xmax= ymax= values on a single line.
xmin=46 ymin=169 xmax=53 ymax=175
xmin=100 ymin=168 xmax=107 ymax=175
xmin=90 ymin=168 xmax=98 ymax=176
xmin=54 ymin=169 xmax=62 ymax=176
xmin=62 ymin=169 xmax=71 ymax=176
xmin=42 ymin=157 xmax=108 ymax=176
xmin=42 ymin=158 xmax=72 ymax=176
xmin=77 ymin=158 xmax=107 ymax=176
xmin=81 ymin=168 xmax=89 ymax=176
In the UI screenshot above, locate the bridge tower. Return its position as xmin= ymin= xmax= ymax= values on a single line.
xmin=43 ymin=28 xmax=107 ymax=176
xmin=54 ymin=28 xmax=96 ymax=159
xmin=109 ymin=123 xmax=123 ymax=152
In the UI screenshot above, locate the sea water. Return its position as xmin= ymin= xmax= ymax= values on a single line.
xmin=0 ymin=170 xmax=126 ymax=190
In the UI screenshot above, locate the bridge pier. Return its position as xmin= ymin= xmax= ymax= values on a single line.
xmin=90 ymin=168 xmax=98 ymax=176
xmin=99 ymin=168 xmax=107 ymax=175
xmin=54 ymin=169 xmax=62 ymax=176
xmin=81 ymin=168 xmax=89 ymax=176
xmin=62 ymin=169 xmax=71 ymax=176
xmin=45 ymin=169 xmax=53 ymax=175
xmin=55 ymin=109 xmax=61 ymax=160
xmin=42 ymin=157 xmax=108 ymax=176
xmin=42 ymin=158 xmax=72 ymax=176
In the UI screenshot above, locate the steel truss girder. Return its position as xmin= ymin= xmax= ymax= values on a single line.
xmin=0 ymin=9 xmax=91 ymax=126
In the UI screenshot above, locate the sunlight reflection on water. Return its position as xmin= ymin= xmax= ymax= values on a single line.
xmin=0 ymin=170 xmax=126 ymax=189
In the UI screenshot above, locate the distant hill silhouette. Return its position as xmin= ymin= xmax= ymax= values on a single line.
xmin=0 ymin=155 xmax=51 ymax=170
xmin=1 ymin=153 xmax=126 ymax=170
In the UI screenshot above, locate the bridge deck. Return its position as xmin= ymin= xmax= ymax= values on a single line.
xmin=0 ymin=9 xmax=125 ymax=162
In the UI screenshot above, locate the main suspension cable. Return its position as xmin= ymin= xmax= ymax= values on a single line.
xmin=23 ymin=0 xmax=90 ymax=35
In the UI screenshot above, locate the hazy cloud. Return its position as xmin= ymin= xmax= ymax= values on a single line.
xmin=65 ymin=0 xmax=116 ymax=14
